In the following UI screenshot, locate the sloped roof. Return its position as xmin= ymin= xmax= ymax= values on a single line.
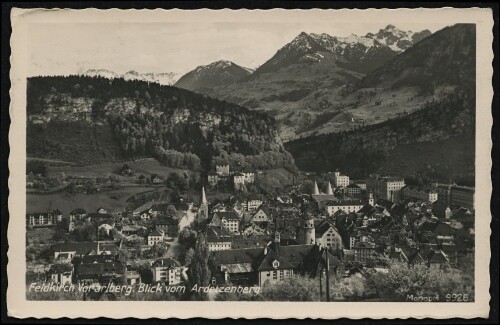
xmin=53 ymin=242 xmax=98 ymax=255
xmin=151 ymin=258 xmax=181 ymax=268
xmin=315 ymin=219 xmax=337 ymax=238
xmin=207 ymin=226 xmax=232 ymax=242
xmin=215 ymin=211 xmax=240 ymax=221
xmin=326 ymin=199 xmax=364 ymax=207
xmin=257 ymin=250 xmax=295 ymax=271
xmin=75 ymin=262 xmax=126 ymax=278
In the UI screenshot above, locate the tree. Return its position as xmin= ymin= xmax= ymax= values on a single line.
xmin=188 ymin=232 xmax=211 ymax=300
xmin=260 ymin=276 xmax=320 ymax=301
xmin=365 ymin=259 xmax=474 ymax=301
xmin=178 ymin=227 xmax=197 ymax=249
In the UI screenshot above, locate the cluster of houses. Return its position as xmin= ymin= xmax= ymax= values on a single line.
xmin=45 ymin=239 xmax=187 ymax=288
xmin=27 ymin=169 xmax=475 ymax=291
xmin=207 ymin=162 xmax=256 ymax=190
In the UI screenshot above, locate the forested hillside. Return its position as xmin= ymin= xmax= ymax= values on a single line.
xmin=285 ymin=88 xmax=475 ymax=183
xmin=27 ymin=76 xmax=291 ymax=169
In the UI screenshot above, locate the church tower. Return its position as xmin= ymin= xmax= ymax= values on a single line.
xmin=199 ymin=186 xmax=208 ymax=220
xmin=368 ymin=192 xmax=374 ymax=206
xmin=313 ymin=181 xmax=320 ymax=195
xmin=326 ymin=181 xmax=334 ymax=195
xmin=302 ymin=211 xmax=316 ymax=245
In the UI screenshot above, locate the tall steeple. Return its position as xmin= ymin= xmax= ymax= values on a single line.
xmin=199 ymin=186 xmax=208 ymax=220
xmin=201 ymin=186 xmax=207 ymax=205
xmin=326 ymin=181 xmax=333 ymax=195
xmin=313 ymin=181 xmax=320 ymax=195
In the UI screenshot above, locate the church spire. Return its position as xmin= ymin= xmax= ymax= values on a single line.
xmin=327 ymin=181 xmax=333 ymax=195
xmin=201 ymin=186 xmax=207 ymax=205
xmin=313 ymin=181 xmax=320 ymax=195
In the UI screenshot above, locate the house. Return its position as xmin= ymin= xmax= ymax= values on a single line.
xmin=48 ymin=263 xmax=74 ymax=285
xmin=425 ymin=250 xmax=450 ymax=267
xmin=344 ymin=184 xmax=362 ymax=197
xmin=120 ymin=225 xmax=143 ymax=237
xmin=368 ymin=175 xmax=405 ymax=202
xmin=151 ymin=258 xmax=186 ymax=285
xmin=52 ymin=242 xmax=120 ymax=262
xmin=210 ymin=211 xmax=240 ymax=234
xmin=69 ymin=208 xmax=87 ymax=222
xmin=26 ymin=209 xmax=63 ymax=227
xmin=389 ymin=247 xmax=425 ymax=266
xmin=97 ymin=207 xmax=108 ymax=214
xmin=125 ymin=270 xmax=141 ymax=285
xmin=150 ymin=203 xmax=170 ymax=216
xmin=277 ymin=195 xmax=293 ymax=204
xmin=207 ymin=172 xmax=219 ymax=186
xmin=211 ymin=235 xmax=343 ymax=287
xmin=247 ymin=195 xmax=264 ymax=211
xmin=207 ymin=226 xmax=232 ymax=251
xmin=151 ymin=174 xmax=163 ymax=184
xmin=241 ymin=168 xmax=255 ymax=184
xmin=353 ymin=241 xmax=377 ymax=264
xmin=248 ymin=206 xmax=271 ymax=224
xmin=155 ymin=218 xmax=178 ymax=239
xmin=325 ymin=199 xmax=364 ymax=216
xmin=215 ymin=163 xmax=230 ymax=177
xmin=74 ymin=261 xmax=126 ymax=285
xmin=350 ymin=180 xmax=367 ymax=190
xmin=120 ymin=164 xmax=133 ymax=176
xmin=233 ymin=173 xmax=246 ymax=190
xmin=147 ymin=230 xmax=164 ymax=246
xmin=314 ymin=220 xmax=343 ymax=251
xmin=400 ymin=186 xmax=438 ymax=203
xmin=332 ymin=170 xmax=350 ymax=188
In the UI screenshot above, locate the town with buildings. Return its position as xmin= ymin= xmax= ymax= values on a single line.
xmin=25 ymin=161 xmax=475 ymax=301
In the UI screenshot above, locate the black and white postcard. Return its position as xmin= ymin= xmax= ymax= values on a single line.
xmin=7 ymin=7 xmax=494 ymax=319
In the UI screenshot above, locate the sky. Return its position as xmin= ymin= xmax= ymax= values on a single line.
xmin=27 ymin=12 xmax=456 ymax=77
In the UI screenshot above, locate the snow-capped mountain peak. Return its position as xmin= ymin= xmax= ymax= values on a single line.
xmin=81 ymin=69 xmax=179 ymax=85
xmin=83 ymin=69 xmax=119 ymax=79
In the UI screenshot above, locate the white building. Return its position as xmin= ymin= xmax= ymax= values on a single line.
xmin=333 ymin=171 xmax=350 ymax=188
xmin=325 ymin=199 xmax=364 ymax=216
xmin=151 ymin=258 xmax=185 ymax=285
xmin=401 ymin=186 xmax=438 ymax=203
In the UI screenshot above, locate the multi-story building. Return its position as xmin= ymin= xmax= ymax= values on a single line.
xmin=325 ymin=199 xmax=364 ymax=216
xmin=369 ymin=175 xmax=405 ymax=202
xmin=350 ymin=180 xmax=367 ymax=190
xmin=151 ymin=258 xmax=185 ymax=285
xmin=315 ymin=220 xmax=343 ymax=251
xmin=233 ymin=173 xmax=246 ymax=190
xmin=216 ymin=163 xmax=230 ymax=176
xmin=147 ymin=230 xmax=164 ymax=246
xmin=344 ymin=184 xmax=362 ymax=197
xmin=400 ymin=186 xmax=438 ymax=203
xmin=247 ymin=195 xmax=263 ymax=211
xmin=434 ymin=183 xmax=475 ymax=210
xmin=353 ymin=241 xmax=377 ymax=263
xmin=450 ymin=186 xmax=475 ymax=210
xmin=210 ymin=211 xmax=240 ymax=234
xmin=241 ymin=168 xmax=255 ymax=184
xmin=207 ymin=172 xmax=219 ymax=186
xmin=26 ymin=209 xmax=63 ymax=227
xmin=333 ymin=170 xmax=350 ymax=188
xmin=207 ymin=225 xmax=232 ymax=251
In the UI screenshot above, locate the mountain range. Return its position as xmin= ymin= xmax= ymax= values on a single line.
xmin=30 ymin=23 xmax=475 ymax=182
xmin=174 ymin=60 xmax=253 ymax=92
xmin=285 ymin=24 xmax=476 ymax=182
xmin=83 ymin=69 xmax=179 ymax=85
xmin=181 ymin=25 xmax=435 ymax=139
